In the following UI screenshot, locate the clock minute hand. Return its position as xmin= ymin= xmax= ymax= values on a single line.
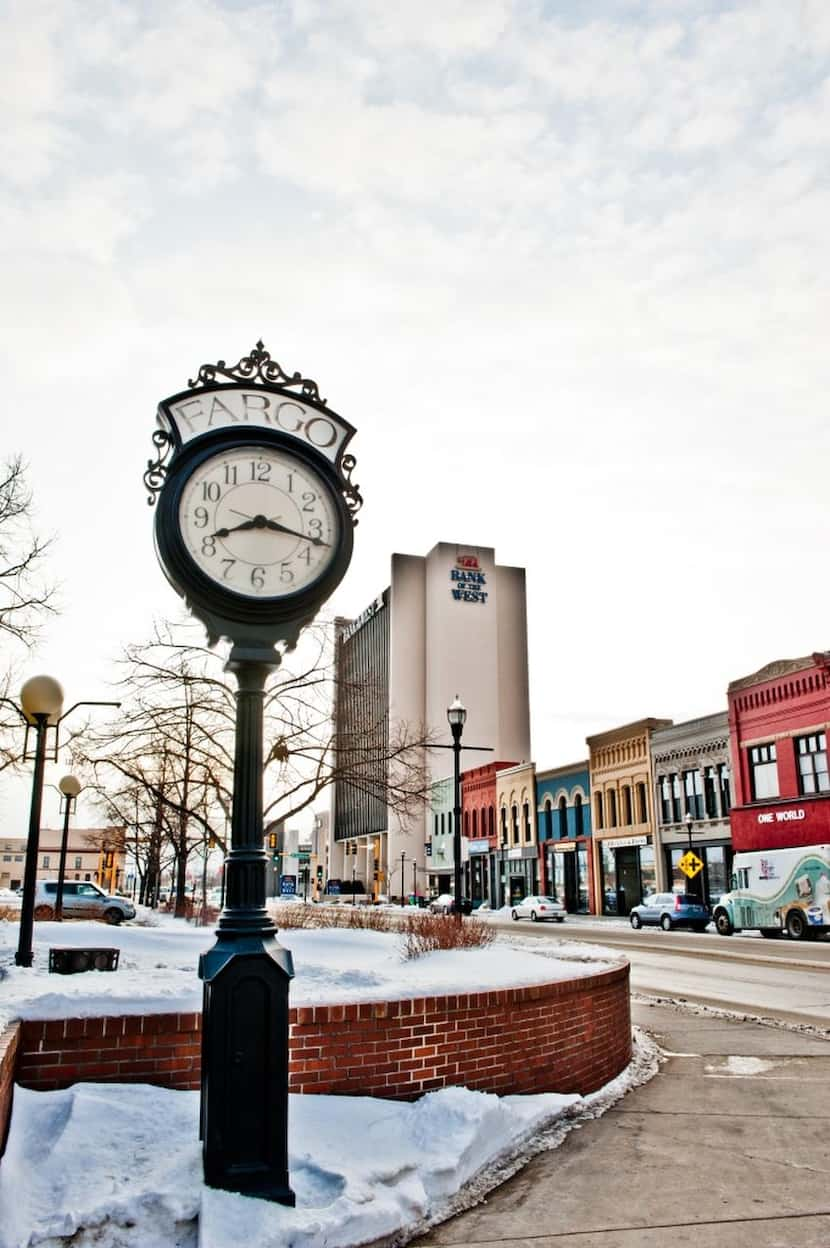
xmin=264 ymin=517 xmax=331 ymax=547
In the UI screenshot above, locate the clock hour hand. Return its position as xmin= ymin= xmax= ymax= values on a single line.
xmin=212 ymin=518 xmax=258 ymax=538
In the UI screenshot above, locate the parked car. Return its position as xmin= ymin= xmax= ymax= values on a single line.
xmin=33 ymin=880 xmax=136 ymax=925
xmin=629 ymin=892 xmax=710 ymax=932
xmin=511 ymin=895 xmax=566 ymax=923
xmin=428 ymin=894 xmax=455 ymax=914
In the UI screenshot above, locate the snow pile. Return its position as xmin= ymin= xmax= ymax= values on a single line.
xmin=0 ymin=1082 xmax=580 ymax=1248
xmin=0 ymin=917 xmax=618 ymax=1029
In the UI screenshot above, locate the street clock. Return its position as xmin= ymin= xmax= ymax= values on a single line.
xmin=146 ymin=341 xmax=361 ymax=650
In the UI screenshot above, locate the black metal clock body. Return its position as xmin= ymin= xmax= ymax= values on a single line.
xmin=154 ymin=426 xmax=354 ymax=650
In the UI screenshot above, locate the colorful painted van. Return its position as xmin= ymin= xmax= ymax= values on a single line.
xmin=713 ymin=845 xmax=830 ymax=940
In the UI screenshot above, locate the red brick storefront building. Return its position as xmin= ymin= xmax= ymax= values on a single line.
xmin=727 ymin=652 xmax=830 ymax=852
xmin=461 ymin=761 xmax=516 ymax=906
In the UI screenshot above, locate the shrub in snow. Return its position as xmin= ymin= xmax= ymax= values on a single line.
xmin=399 ymin=912 xmax=496 ymax=959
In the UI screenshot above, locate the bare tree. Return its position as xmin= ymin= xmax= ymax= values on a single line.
xmin=71 ymin=617 xmax=434 ymax=909
xmin=0 ymin=455 xmax=57 ymax=773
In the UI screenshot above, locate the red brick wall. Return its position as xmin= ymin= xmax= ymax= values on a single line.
xmin=11 ymin=964 xmax=630 ymax=1101
xmin=15 ymin=1013 xmax=202 ymax=1092
xmin=0 ymin=1022 xmax=20 ymax=1157
xmin=289 ymin=965 xmax=630 ymax=1098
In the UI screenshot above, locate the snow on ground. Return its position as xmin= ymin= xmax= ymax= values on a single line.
xmin=0 ymin=911 xmax=620 ymax=1029
xmin=0 ymin=912 xmax=641 ymax=1248
xmin=0 ymin=1032 xmax=660 ymax=1248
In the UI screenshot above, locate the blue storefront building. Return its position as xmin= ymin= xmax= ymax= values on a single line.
xmin=536 ymin=761 xmax=593 ymax=913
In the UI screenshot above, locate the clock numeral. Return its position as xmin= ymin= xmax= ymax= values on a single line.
xmin=298 ymin=547 xmax=311 ymax=565
xmin=250 ymin=461 xmax=271 ymax=482
xmin=224 ymin=464 xmax=238 ymax=486
xmin=221 ymin=558 xmax=236 ymax=580
xmin=286 ymin=471 xmax=294 ymax=493
xmin=301 ymin=491 xmax=316 ymax=512
xmin=201 ymin=535 xmax=216 ymax=557
xmin=251 ymin=566 xmax=266 ymax=589
xmin=308 ymin=518 xmax=323 ymax=539
xmin=194 ymin=506 xmax=209 ymax=529
xmin=202 ymin=482 xmax=221 ymax=502
xmin=280 ymin=562 xmax=294 ymax=584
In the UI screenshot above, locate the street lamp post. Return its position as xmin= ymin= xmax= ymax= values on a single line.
xmin=400 ymin=850 xmax=406 ymax=906
xmin=447 ymin=696 xmax=467 ymax=920
xmin=684 ymin=811 xmax=694 ymax=855
xmin=16 ymin=676 xmax=63 ymax=966
xmin=0 ymin=677 xmax=121 ymax=967
xmin=55 ymin=774 xmax=82 ymax=921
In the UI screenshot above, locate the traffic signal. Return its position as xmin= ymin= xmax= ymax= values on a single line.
xmin=268 ymin=832 xmax=278 ymax=850
xmin=316 ymin=865 xmax=323 ymax=882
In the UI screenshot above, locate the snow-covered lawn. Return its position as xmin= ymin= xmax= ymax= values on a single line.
xmin=0 ymin=911 xmax=622 ymax=1030
xmin=0 ymin=914 xmax=642 ymax=1248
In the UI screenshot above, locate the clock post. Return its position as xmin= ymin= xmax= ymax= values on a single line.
xmin=145 ymin=342 xmax=361 ymax=1202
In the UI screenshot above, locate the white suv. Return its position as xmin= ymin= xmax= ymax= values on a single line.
xmin=33 ymin=880 xmax=136 ymax=925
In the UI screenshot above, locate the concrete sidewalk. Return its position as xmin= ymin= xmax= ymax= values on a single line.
xmin=412 ymin=1001 xmax=830 ymax=1247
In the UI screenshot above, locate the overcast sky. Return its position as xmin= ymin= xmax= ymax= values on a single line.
xmin=2 ymin=0 xmax=829 ymax=830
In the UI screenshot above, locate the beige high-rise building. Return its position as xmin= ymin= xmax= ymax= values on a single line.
xmin=330 ymin=542 xmax=531 ymax=900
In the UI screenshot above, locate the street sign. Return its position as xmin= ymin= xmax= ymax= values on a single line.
xmin=678 ymin=850 xmax=704 ymax=879
xmin=290 ymin=852 xmax=311 ymax=862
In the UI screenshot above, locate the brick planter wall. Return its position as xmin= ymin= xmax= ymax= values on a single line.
xmin=0 ymin=1022 xmax=20 ymax=1156
xmin=289 ymin=965 xmax=630 ymax=1098
xmin=15 ymin=1013 xmax=202 ymax=1092
xmin=6 ymin=963 xmax=630 ymax=1105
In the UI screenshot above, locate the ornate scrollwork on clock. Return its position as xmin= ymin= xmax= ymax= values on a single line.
xmin=144 ymin=429 xmax=175 ymax=505
xmin=187 ymin=340 xmax=325 ymax=405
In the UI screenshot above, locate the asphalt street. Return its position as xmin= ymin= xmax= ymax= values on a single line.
xmin=492 ymin=914 xmax=830 ymax=1028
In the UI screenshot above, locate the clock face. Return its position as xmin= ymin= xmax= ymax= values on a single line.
xmin=178 ymin=444 xmax=341 ymax=599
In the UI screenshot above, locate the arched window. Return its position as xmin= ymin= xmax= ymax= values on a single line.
xmin=464 ymin=810 xmax=470 ymax=838
xmin=544 ymin=799 xmax=553 ymax=841
xmin=489 ymin=805 xmax=495 ymax=837
xmin=595 ymin=792 xmax=604 ymax=830
xmin=558 ymin=795 xmax=568 ymax=839
xmin=472 ymin=808 xmax=478 ymax=839
xmin=511 ymin=804 xmax=519 ymax=844
xmin=500 ymin=805 xmax=507 ymax=844
xmin=523 ymin=801 xmax=531 ymax=841
xmin=608 ymin=789 xmax=618 ymax=827
xmin=622 ymin=785 xmax=632 ymax=825
xmin=574 ymin=793 xmax=584 ymax=837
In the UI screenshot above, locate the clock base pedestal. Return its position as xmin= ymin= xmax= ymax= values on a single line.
xmin=199 ymin=933 xmax=295 ymax=1205
xmin=199 ymin=648 xmax=295 ymax=1204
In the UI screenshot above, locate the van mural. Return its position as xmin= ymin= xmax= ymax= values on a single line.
xmin=712 ymin=845 xmax=830 ymax=941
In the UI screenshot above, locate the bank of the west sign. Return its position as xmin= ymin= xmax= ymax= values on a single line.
xmin=450 ymin=554 xmax=488 ymax=604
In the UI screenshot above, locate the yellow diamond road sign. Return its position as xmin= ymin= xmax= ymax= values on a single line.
xmin=679 ymin=850 xmax=704 ymax=879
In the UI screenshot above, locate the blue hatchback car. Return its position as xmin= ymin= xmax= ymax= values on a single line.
xmin=629 ymin=891 xmax=710 ymax=932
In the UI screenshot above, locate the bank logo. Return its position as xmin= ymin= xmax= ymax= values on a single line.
xmin=456 ymin=554 xmax=480 ymax=570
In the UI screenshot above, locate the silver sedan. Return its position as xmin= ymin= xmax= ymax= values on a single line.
xmin=511 ymin=895 xmax=566 ymax=923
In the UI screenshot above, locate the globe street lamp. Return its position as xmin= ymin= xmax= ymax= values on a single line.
xmin=0 ymin=677 xmax=120 ymax=967
xmin=447 ymin=696 xmax=467 ymax=920
xmin=16 ymin=676 xmax=64 ymax=966
xmin=684 ymin=811 xmax=695 ymax=855
xmin=55 ymin=774 xmax=82 ymax=921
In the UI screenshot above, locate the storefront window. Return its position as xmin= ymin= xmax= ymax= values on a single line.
xmin=577 ymin=847 xmax=589 ymax=912
xmin=668 ymin=848 xmax=686 ymax=893
xmin=602 ymin=845 xmax=617 ymax=914
xmin=554 ymin=853 xmax=564 ymax=900
xmin=706 ymin=846 xmax=728 ymax=904
xmin=639 ymin=845 xmax=656 ymax=899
